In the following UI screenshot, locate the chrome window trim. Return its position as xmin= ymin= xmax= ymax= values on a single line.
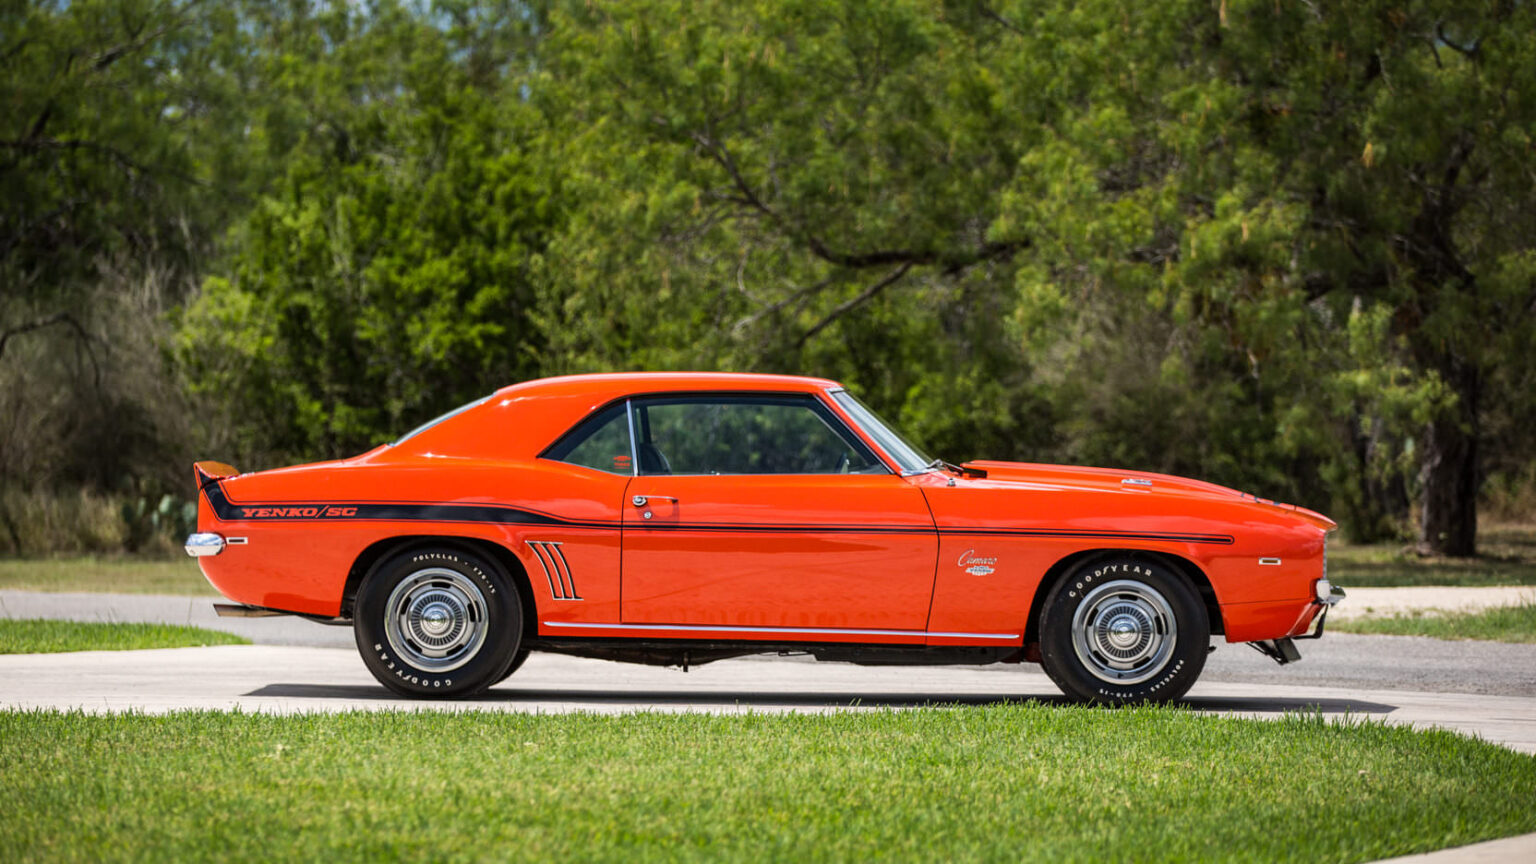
xmin=825 ymin=387 xmax=935 ymax=475
xmin=624 ymin=398 xmax=639 ymax=477
xmin=538 ymin=398 xmax=637 ymax=476
xmin=392 ymin=394 xmax=492 ymax=447
xmin=628 ymin=392 xmax=885 ymax=477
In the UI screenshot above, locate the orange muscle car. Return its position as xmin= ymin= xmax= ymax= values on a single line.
xmin=186 ymin=372 xmax=1343 ymax=703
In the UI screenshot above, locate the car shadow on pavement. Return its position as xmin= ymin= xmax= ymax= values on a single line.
xmin=244 ymin=683 xmax=1397 ymax=714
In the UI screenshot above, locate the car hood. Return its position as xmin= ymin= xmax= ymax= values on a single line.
xmin=959 ymin=460 xmax=1337 ymax=531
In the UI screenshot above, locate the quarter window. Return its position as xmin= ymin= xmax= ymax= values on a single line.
xmin=544 ymin=402 xmax=634 ymax=474
xmin=632 ymin=396 xmax=884 ymax=475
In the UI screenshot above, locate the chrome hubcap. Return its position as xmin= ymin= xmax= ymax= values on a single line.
xmin=1071 ymin=579 xmax=1177 ymax=685
xmin=419 ymin=603 xmax=453 ymax=637
xmin=383 ymin=568 xmax=488 ymax=673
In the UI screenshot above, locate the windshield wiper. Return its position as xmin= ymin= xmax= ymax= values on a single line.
xmin=926 ymin=458 xmax=964 ymax=476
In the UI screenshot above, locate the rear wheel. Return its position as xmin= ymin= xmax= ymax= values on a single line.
xmin=1039 ymin=557 xmax=1208 ymax=704
xmin=354 ymin=546 xmax=523 ymax=698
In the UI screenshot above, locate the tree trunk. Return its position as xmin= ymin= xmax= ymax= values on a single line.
xmin=1402 ymin=137 xmax=1480 ymax=558
xmin=1346 ymin=411 xmax=1411 ymax=543
xmin=1416 ymin=362 xmax=1479 ymax=557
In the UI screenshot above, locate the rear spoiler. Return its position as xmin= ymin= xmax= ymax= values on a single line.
xmin=193 ymin=461 xmax=240 ymax=490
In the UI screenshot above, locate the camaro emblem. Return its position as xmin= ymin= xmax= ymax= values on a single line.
xmin=957 ymin=548 xmax=997 ymax=576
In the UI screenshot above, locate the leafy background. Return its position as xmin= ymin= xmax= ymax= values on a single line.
xmin=3 ymin=0 xmax=1533 ymax=556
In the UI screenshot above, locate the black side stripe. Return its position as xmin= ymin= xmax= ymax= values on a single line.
xmin=203 ymin=482 xmax=1233 ymax=545
xmin=937 ymin=528 xmax=1234 ymax=545
xmin=631 ymin=522 xmax=932 ymax=535
xmin=204 ymin=481 xmax=612 ymax=529
xmin=624 ymin=524 xmax=1233 ymax=544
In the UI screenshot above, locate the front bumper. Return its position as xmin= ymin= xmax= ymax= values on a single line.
xmin=1249 ymin=580 xmax=1345 ymax=664
xmin=1297 ymin=579 xmax=1346 ymax=639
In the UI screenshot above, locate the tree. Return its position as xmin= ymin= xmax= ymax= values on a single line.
xmin=0 ymin=0 xmax=246 ymax=495
xmin=532 ymin=0 xmax=1058 ymax=461
xmin=974 ymin=0 xmax=1536 ymax=554
xmin=534 ymin=0 xmax=1535 ymax=552
xmin=146 ymin=0 xmax=1536 ymax=553
xmin=177 ymin=0 xmax=557 ymax=464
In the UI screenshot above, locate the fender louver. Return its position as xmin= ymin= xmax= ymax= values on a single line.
xmin=527 ymin=540 xmax=582 ymax=600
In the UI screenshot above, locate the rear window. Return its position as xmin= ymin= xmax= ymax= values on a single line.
xmin=393 ymin=395 xmax=491 ymax=446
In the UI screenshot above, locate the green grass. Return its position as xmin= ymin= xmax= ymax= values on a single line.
xmin=1330 ymin=523 xmax=1536 ymax=587
xmin=1332 ymin=602 xmax=1536 ymax=644
xmin=0 ymin=619 xmax=248 ymax=654
xmin=0 ymin=709 xmax=1532 ymax=862
xmin=0 ymin=556 xmax=214 ymax=595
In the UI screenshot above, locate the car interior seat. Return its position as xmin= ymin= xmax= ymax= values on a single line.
xmin=637 ymin=442 xmax=672 ymax=474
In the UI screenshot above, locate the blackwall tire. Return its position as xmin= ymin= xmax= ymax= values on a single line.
xmin=1039 ymin=557 xmax=1208 ymax=705
xmin=354 ymin=546 xmax=522 ymax=698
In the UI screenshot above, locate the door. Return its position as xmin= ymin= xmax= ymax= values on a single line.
xmin=620 ymin=394 xmax=938 ymax=632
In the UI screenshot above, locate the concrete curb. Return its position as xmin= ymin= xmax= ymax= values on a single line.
xmin=1374 ymin=832 xmax=1536 ymax=863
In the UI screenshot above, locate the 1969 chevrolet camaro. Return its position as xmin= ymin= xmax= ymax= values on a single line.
xmin=186 ymin=372 xmax=1343 ymax=703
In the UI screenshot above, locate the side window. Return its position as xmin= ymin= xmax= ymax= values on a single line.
xmin=634 ymin=397 xmax=885 ymax=475
xmin=544 ymin=402 xmax=633 ymax=474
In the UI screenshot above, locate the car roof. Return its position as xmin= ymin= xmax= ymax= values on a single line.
xmin=389 ymin=372 xmax=846 ymax=461
xmin=494 ymin=372 xmax=843 ymax=401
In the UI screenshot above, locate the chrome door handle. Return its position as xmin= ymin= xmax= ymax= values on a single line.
xmin=631 ymin=495 xmax=678 ymax=507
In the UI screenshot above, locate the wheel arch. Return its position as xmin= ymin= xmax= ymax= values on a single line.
xmin=1022 ymin=548 xmax=1224 ymax=645
xmin=342 ymin=534 xmax=538 ymax=641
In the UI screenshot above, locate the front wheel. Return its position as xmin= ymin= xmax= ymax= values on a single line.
xmin=1038 ymin=557 xmax=1208 ymax=704
xmin=354 ymin=546 xmax=523 ymax=698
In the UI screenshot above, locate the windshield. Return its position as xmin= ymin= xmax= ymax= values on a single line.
xmin=830 ymin=390 xmax=934 ymax=473
xmin=393 ymin=395 xmax=492 ymax=446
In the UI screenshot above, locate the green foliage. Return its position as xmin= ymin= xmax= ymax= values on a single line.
xmin=118 ymin=494 xmax=198 ymax=553
xmin=975 ymin=0 xmax=1536 ymax=544
xmin=2 ymin=708 xmax=1535 ymax=861
xmin=1 ymin=0 xmax=232 ymax=500
xmin=0 ymin=488 xmax=127 ymax=556
xmin=0 ymin=619 xmax=247 ymax=654
xmin=0 ymin=488 xmax=196 ymax=557
xmin=531 ymin=0 xmax=1056 ymax=463
xmin=175 ymin=1 xmax=555 ymax=463
xmin=5 ymin=0 xmax=1536 ymax=551
xmin=1327 ymin=524 xmax=1536 ymax=587
xmin=1 ymin=0 xmax=219 ymax=299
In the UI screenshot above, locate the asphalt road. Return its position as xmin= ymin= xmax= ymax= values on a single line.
xmin=4 ymin=590 xmax=1535 ymax=696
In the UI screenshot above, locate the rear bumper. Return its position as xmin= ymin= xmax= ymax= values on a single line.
xmin=185 ymin=532 xmax=226 ymax=557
